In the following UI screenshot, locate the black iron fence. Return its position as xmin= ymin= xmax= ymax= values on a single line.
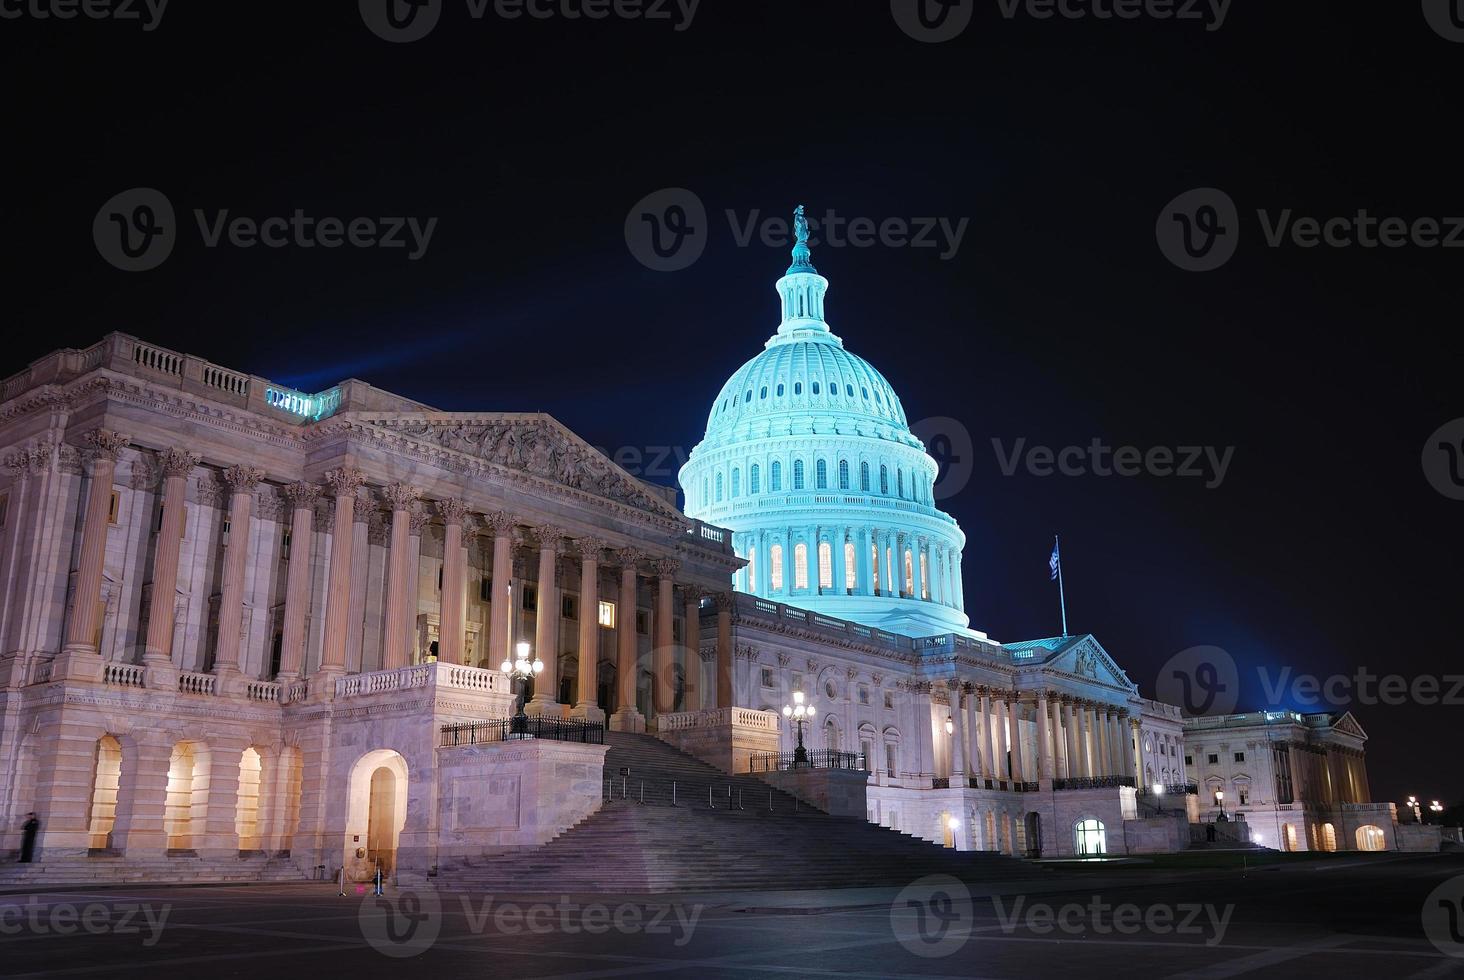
xmin=746 ymin=749 xmax=866 ymax=772
xmin=1052 ymin=775 xmax=1136 ymax=791
xmin=966 ymin=777 xmax=1040 ymax=792
xmin=440 ymin=717 xmax=605 ymax=747
xmin=1137 ymin=782 xmax=1198 ymax=797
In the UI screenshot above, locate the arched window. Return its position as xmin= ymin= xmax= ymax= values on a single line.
xmin=920 ymin=553 xmax=930 ymax=600
xmin=745 ymin=390 xmax=752 ymax=403
xmin=844 ymin=542 xmax=856 ymax=591
xmin=846 ymin=384 xmax=854 ymax=397
xmin=793 ymin=460 xmax=805 ymax=490
xmin=777 ymin=383 xmax=785 ymax=397
xmin=770 ymin=544 xmax=784 ymax=591
xmin=815 ymin=459 xmax=828 ymax=489
xmin=818 ymin=541 xmax=833 ymax=590
xmin=794 ymin=382 xmax=803 ymax=395
xmin=903 ymin=550 xmax=914 ymax=597
xmin=838 ymin=460 xmax=850 ymax=490
xmin=701 ymin=478 xmax=708 ymax=508
xmin=746 ymin=545 xmax=757 ymax=591
xmin=759 ymin=386 xmax=768 ymax=399
xmin=793 ymin=543 xmax=808 ymax=589
xmin=812 ymin=382 xmax=820 ymax=395
xmin=731 ymin=468 xmax=741 ymax=498
xmin=880 ymin=465 xmax=889 ymax=495
xmin=750 ymin=464 xmax=761 ymax=494
xmin=860 ymin=462 xmax=871 ymax=492
xmin=897 ymin=469 xmax=905 ymax=498
xmin=715 ymin=473 xmax=723 ymax=502
xmin=1075 ymin=818 xmax=1107 ymax=855
xmin=771 ymin=461 xmax=783 ymax=492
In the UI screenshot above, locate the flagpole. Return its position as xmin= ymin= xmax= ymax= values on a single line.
xmin=1056 ymin=535 xmax=1068 ymax=638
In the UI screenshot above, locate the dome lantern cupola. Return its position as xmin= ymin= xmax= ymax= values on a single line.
xmin=773 ymin=204 xmax=835 ymax=345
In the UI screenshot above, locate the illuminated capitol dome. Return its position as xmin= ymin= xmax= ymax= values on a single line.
xmin=680 ymin=207 xmax=970 ymax=637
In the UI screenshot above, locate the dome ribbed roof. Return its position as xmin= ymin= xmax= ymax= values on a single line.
xmin=703 ymin=334 xmax=909 ymax=441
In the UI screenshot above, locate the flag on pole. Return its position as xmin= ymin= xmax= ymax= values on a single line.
xmin=1049 ymin=537 xmax=1060 ymax=581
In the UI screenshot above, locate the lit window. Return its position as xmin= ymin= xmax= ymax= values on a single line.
xmin=871 ymin=543 xmax=880 ymax=592
xmin=903 ymin=550 xmax=914 ymax=596
xmin=107 ymin=490 xmax=121 ymax=525
xmin=770 ymin=544 xmax=784 ymax=591
xmin=844 ymin=542 xmax=856 ymax=591
xmin=746 ymin=545 xmax=757 ymax=590
xmin=818 ymin=541 xmax=832 ymax=590
xmin=794 ymin=543 xmax=808 ymax=589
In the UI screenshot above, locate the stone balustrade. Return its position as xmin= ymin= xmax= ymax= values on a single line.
xmin=178 ymin=672 xmax=216 ymax=696
xmin=102 ymin=663 xmax=145 ymax=688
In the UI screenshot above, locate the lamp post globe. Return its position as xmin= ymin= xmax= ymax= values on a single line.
xmin=499 ymin=640 xmax=543 ymax=734
xmin=783 ymin=690 xmax=816 ymax=768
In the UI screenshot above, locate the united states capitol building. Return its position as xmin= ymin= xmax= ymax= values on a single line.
xmin=0 ymin=214 xmax=1428 ymax=887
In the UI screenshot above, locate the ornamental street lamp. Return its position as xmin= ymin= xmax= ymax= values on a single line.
xmin=1153 ymin=782 xmax=1165 ymax=815
xmin=1430 ymin=800 xmax=1445 ymax=823
xmin=944 ymin=715 xmax=955 ymax=736
xmin=781 ymin=690 xmax=817 ymax=768
xmin=499 ymin=640 xmax=543 ymax=735
xmin=1407 ymin=795 xmax=1422 ymax=823
xmin=1216 ymin=789 xmax=1228 ymax=822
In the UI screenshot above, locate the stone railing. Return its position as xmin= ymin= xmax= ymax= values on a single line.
xmin=284 ymin=679 xmax=310 ymax=703
xmin=178 ymin=672 xmax=216 ymax=696
xmin=735 ymin=594 xmax=911 ymax=655
xmin=657 ymin=706 xmax=781 ymax=732
xmin=102 ymin=663 xmax=146 ymax=688
xmin=29 ymin=659 xmax=53 ymax=685
xmin=335 ymin=661 xmax=508 ymax=700
xmin=246 ymin=681 xmax=282 ymax=702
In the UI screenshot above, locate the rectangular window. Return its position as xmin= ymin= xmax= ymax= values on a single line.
xmin=760 ymin=667 xmax=774 ymax=688
xmin=1184 ymin=755 xmax=1193 ymax=766
xmin=1207 ymin=754 xmax=1218 ymax=765
xmin=437 ymin=567 xmax=444 ymax=591
xmin=791 ymin=671 xmax=804 ymax=693
xmin=280 ymin=527 xmax=293 ymax=561
xmin=480 ymin=577 xmax=492 ymax=602
xmin=672 ymin=618 xmax=682 ymax=642
xmin=860 ymin=739 xmax=872 ymax=769
xmin=1234 ymin=752 xmax=1245 ymax=763
xmin=636 ymin=610 xmax=649 ymax=635
xmin=598 ymin=600 xmax=615 ymax=628
xmin=561 ymin=595 xmax=577 ymax=621
xmin=522 ymin=585 xmax=537 ymax=612
xmin=817 ymin=542 xmax=832 ymax=590
xmin=884 ymin=692 xmax=893 ymax=710
xmin=885 ymin=743 xmax=897 ymax=778
xmin=107 ymin=490 xmax=121 ymax=525
xmin=844 ymin=542 xmax=856 ymax=592
xmin=0 ymin=490 xmax=8 ymax=529
xmin=858 ymin=686 xmax=869 ymax=705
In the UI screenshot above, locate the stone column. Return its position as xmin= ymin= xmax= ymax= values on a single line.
xmin=949 ymin=684 xmax=967 ymax=781
xmin=610 ymin=549 xmax=644 ymax=731
xmin=913 ymin=684 xmax=936 ymax=785
xmin=912 ymin=536 xmax=926 ymax=600
xmin=995 ymin=695 xmax=1011 ymax=780
xmin=652 ymin=558 xmax=679 ymax=719
xmin=1100 ymin=708 xmax=1116 ymax=778
xmin=964 ymin=687 xmax=982 ymax=780
xmin=276 ymin=482 xmax=319 ymax=682
xmin=1035 ymin=691 xmax=1052 ymax=781
xmin=855 ymin=528 xmax=872 ymax=595
xmin=527 ymin=525 xmax=564 ymax=715
xmin=201 ymin=739 xmax=248 ymax=859
xmin=142 ymin=448 xmax=199 ymax=667
xmin=1128 ymin=717 xmax=1142 ymax=780
xmin=1009 ymin=696 xmax=1027 ymax=783
xmin=484 ymin=513 xmax=515 ymax=669
xmin=1108 ymin=710 xmax=1124 ymax=777
xmin=682 ymin=586 xmax=702 ymax=712
xmin=979 ymin=687 xmax=995 ymax=778
xmin=381 ymin=483 xmax=421 ymax=671
xmin=715 ymin=591 xmax=733 ymax=709
xmin=108 ymin=734 xmax=174 ymax=858
xmin=571 ymin=538 xmax=605 ymax=722
xmin=436 ymin=500 xmax=471 ymax=665
xmin=59 ymin=430 xmax=129 ymax=673
xmin=1071 ymin=700 xmax=1083 ymax=773
xmin=316 ymin=467 xmax=364 ymax=684
xmin=1049 ymin=695 xmax=1068 ymax=779
xmin=213 ymin=464 xmax=264 ymax=679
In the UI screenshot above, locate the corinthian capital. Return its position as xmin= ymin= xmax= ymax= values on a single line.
xmin=575 ymin=537 xmax=607 ymax=562
xmin=158 ymin=448 xmax=200 ymax=479
xmin=283 ymin=481 xmax=321 ymax=509
xmin=613 ymin=547 xmax=645 ymax=570
xmin=531 ymin=524 xmax=566 ymax=550
xmin=458 ymin=515 xmax=481 ymax=548
xmin=222 ymin=464 xmax=265 ymax=493
xmin=83 ymin=429 xmax=130 ymax=462
xmin=436 ymin=498 xmax=470 ymax=525
xmin=325 ymin=467 xmax=365 ymax=498
xmin=653 ymin=557 xmax=681 ymax=579
xmin=409 ymin=506 xmax=431 ymax=537
xmin=382 ymin=482 xmax=422 ymax=511
xmin=484 ymin=510 xmax=517 ymax=534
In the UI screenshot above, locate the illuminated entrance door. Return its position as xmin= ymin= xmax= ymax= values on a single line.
xmin=367 ymin=767 xmax=398 ymax=876
xmin=1355 ymin=825 xmax=1385 ymax=851
xmin=1074 ymin=818 xmax=1106 ymax=856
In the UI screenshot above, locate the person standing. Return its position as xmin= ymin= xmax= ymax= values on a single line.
xmin=19 ymin=813 xmax=39 ymax=863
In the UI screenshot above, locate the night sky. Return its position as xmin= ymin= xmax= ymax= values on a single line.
xmin=3 ymin=2 xmax=1460 ymax=807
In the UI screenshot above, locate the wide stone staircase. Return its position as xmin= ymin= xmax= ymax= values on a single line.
xmin=434 ymin=731 xmax=1044 ymax=893
xmin=0 ymin=852 xmax=310 ymax=890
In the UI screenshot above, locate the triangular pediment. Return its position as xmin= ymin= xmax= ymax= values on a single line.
xmin=1026 ymin=634 xmax=1135 ymax=691
xmin=1329 ymin=710 xmax=1367 ymax=740
xmin=346 ymin=412 xmax=685 ymax=520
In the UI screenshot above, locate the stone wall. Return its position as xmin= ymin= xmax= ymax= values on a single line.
xmin=757 ymin=767 xmax=868 ymax=818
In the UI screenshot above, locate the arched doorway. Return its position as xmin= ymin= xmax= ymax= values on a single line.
xmin=345 ymin=749 xmax=409 ymax=881
xmin=165 ymin=741 xmax=210 ymax=851
xmin=1355 ymin=825 xmax=1386 ymax=851
xmin=1320 ymin=822 xmax=1337 ymax=852
xmin=235 ymin=747 xmax=263 ymax=851
xmin=1024 ymin=812 xmax=1043 ymax=858
xmin=1281 ymin=823 xmax=1297 ymax=852
xmin=87 ymin=735 xmax=123 ymax=849
xmin=1075 ymin=818 xmax=1106 ymax=856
